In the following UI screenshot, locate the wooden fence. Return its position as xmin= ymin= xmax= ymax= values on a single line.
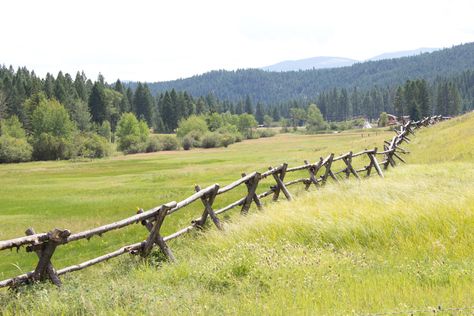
xmin=0 ymin=115 xmax=449 ymax=289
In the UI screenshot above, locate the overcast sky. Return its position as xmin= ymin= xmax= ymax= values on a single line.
xmin=1 ymin=0 xmax=473 ymax=83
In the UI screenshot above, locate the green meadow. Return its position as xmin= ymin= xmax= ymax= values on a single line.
xmin=1 ymin=113 xmax=474 ymax=315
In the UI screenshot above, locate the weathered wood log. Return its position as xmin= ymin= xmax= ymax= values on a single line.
xmin=321 ymin=153 xmax=334 ymax=184
xmin=163 ymin=225 xmax=194 ymax=242
xmin=57 ymin=242 xmax=143 ymax=275
xmin=25 ymin=228 xmax=61 ymax=287
xmin=352 ymin=149 xmax=376 ymax=158
xmin=194 ymin=184 xmax=222 ymax=230
xmin=271 ymin=164 xmax=292 ymax=201
xmin=261 ymin=165 xmax=284 ymax=177
xmin=355 ymin=167 xmax=368 ymax=173
xmin=67 ymin=201 xmax=177 ymax=242
xmin=136 ymin=209 xmax=154 ymax=232
xmin=32 ymin=229 xmax=70 ymax=282
xmin=342 ymin=152 xmax=360 ymax=180
xmin=241 ymin=173 xmax=261 ymax=214
xmin=217 ymin=172 xmax=257 ymax=195
xmin=369 ymin=149 xmax=384 ymax=178
xmin=242 ymin=173 xmax=263 ymax=210
xmin=285 ymin=178 xmax=311 ymax=186
xmin=141 ymin=203 xmax=176 ymax=261
xmin=286 ymin=163 xmax=311 ymax=173
xmin=214 ymin=197 xmax=246 ymax=215
xmin=257 ymin=188 xmax=276 ymax=199
xmin=333 ymin=152 xmax=351 ymax=161
xmin=168 ymin=185 xmax=216 ymax=214
xmin=393 ymin=151 xmax=406 ymax=163
xmin=0 ymin=233 xmax=49 ymax=251
xmin=306 ymin=158 xmax=324 ymax=189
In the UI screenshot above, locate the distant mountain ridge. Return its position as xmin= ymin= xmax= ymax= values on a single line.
xmin=261 ymin=56 xmax=358 ymax=71
xmin=137 ymin=42 xmax=474 ymax=104
xmin=368 ymin=47 xmax=440 ymax=61
xmin=261 ymin=48 xmax=440 ymax=72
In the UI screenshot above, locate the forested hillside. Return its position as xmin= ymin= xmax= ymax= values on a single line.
xmin=0 ymin=41 xmax=472 ymax=155
xmin=141 ymin=42 xmax=474 ymax=104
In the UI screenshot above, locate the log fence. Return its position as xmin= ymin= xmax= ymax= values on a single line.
xmin=0 ymin=115 xmax=449 ymax=289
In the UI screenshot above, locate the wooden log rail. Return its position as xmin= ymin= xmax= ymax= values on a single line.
xmin=0 ymin=115 xmax=449 ymax=289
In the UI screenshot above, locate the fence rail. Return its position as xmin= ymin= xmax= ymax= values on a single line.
xmin=0 ymin=115 xmax=449 ymax=289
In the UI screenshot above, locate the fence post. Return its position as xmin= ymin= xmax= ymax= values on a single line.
xmin=25 ymin=228 xmax=62 ymax=287
xmin=194 ymin=184 xmax=222 ymax=230
xmin=367 ymin=148 xmax=384 ymax=178
xmin=304 ymin=157 xmax=324 ymax=190
xmin=242 ymin=173 xmax=263 ymax=210
xmin=270 ymin=164 xmax=292 ymax=201
xmin=241 ymin=172 xmax=261 ymax=214
xmin=321 ymin=153 xmax=338 ymax=184
xmin=32 ymin=228 xmax=70 ymax=283
xmin=141 ymin=204 xmax=176 ymax=262
xmin=342 ymin=151 xmax=360 ymax=180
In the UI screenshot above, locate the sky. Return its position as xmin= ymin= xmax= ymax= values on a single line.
xmin=1 ymin=0 xmax=474 ymax=83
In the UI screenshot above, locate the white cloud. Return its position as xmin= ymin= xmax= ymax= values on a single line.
xmin=1 ymin=0 xmax=473 ymax=82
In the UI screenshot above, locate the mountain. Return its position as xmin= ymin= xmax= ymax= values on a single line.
xmin=260 ymin=48 xmax=440 ymax=72
xmin=261 ymin=56 xmax=357 ymax=72
xmin=139 ymin=42 xmax=474 ymax=104
xmin=369 ymin=47 xmax=440 ymax=61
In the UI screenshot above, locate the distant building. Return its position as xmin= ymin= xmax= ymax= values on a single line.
xmin=387 ymin=114 xmax=398 ymax=125
xmin=363 ymin=121 xmax=372 ymax=129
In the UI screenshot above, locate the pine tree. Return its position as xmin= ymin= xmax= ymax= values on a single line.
xmin=244 ymin=95 xmax=253 ymax=114
xmin=394 ymin=86 xmax=404 ymax=116
xmin=447 ymin=82 xmax=461 ymax=115
xmin=418 ymin=80 xmax=431 ymax=117
xmin=132 ymin=83 xmax=153 ymax=125
xmin=74 ymin=72 xmax=88 ymax=102
xmin=271 ymin=107 xmax=280 ymax=121
xmin=255 ymin=102 xmax=265 ymax=124
xmin=88 ymin=81 xmax=106 ymax=123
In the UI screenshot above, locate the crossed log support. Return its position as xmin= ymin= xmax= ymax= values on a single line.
xmin=139 ymin=203 xmax=177 ymax=262
xmin=269 ymin=164 xmax=292 ymax=202
xmin=241 ymin=172 xmax=262 ymax=214
xmin=24 ymin=228 xmax=71 ymax=287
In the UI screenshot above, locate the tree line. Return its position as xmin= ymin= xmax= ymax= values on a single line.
xmin=141 ymin=42 xmax=474 ymax=104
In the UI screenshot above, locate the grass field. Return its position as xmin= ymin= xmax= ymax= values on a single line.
xmin=0 ymin=127 xmax=390 ymax=279
xmin=1 ymin=114 xmax=474 ymax=315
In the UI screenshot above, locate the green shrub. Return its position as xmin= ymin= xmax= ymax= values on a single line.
xmin=185 ymin=130 xmax=205 ymax=147
xmin=116 ymin=113 xmax=149 ymax=154
xmin=245 ymin=130 xmax=260 ymax=139
xmin=201 ymin=132 xmax=222 ymax=148
xmin=73 ymin=133 xmax=111 ymax=158
xmin=31 ymin=99 xmax=76 ymax=160
xmin=159 ymin=135 xmax=179 ymax=151
xmin=33 ymin=133 xmax=73 ymax=160
xmin=177 ymin=115 xmax=209 ymax=138
xmin=98 ymin=120 xmax=112 ymax=142
xmin=182 ymin=135 xmax=193 ymax=150
xmin=146 ymin=135 xmax=163 ymax=153
xmin=0 ymin=136 xmax=32 ymax=163
xmin=258 ymin=129 xmax=276 ymax=138
xmin=220 ymin=133 xmax=235 ymax=148
xmin=234 ymin=133 xmax=243 ymax=142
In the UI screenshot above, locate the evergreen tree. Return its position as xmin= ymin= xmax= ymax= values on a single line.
xmin=133 ymin=83 xmax=154 ymax=125
xmin=271 ymin=107 xmax=280 ymax=121
xmin=74 ymin=72 xmax=88 ymax=102
xmin=88 ymin=81 xmax=107 ymax=123
xmin=394 ymin=86 xmax=404 ymax=116
xmin=255 ymin=102 xmax=265 ymax=124
xmin=244 ymin=95 xmax=253 ymax=114
xmin=418 ymin=80 xmax=431 ymax=117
